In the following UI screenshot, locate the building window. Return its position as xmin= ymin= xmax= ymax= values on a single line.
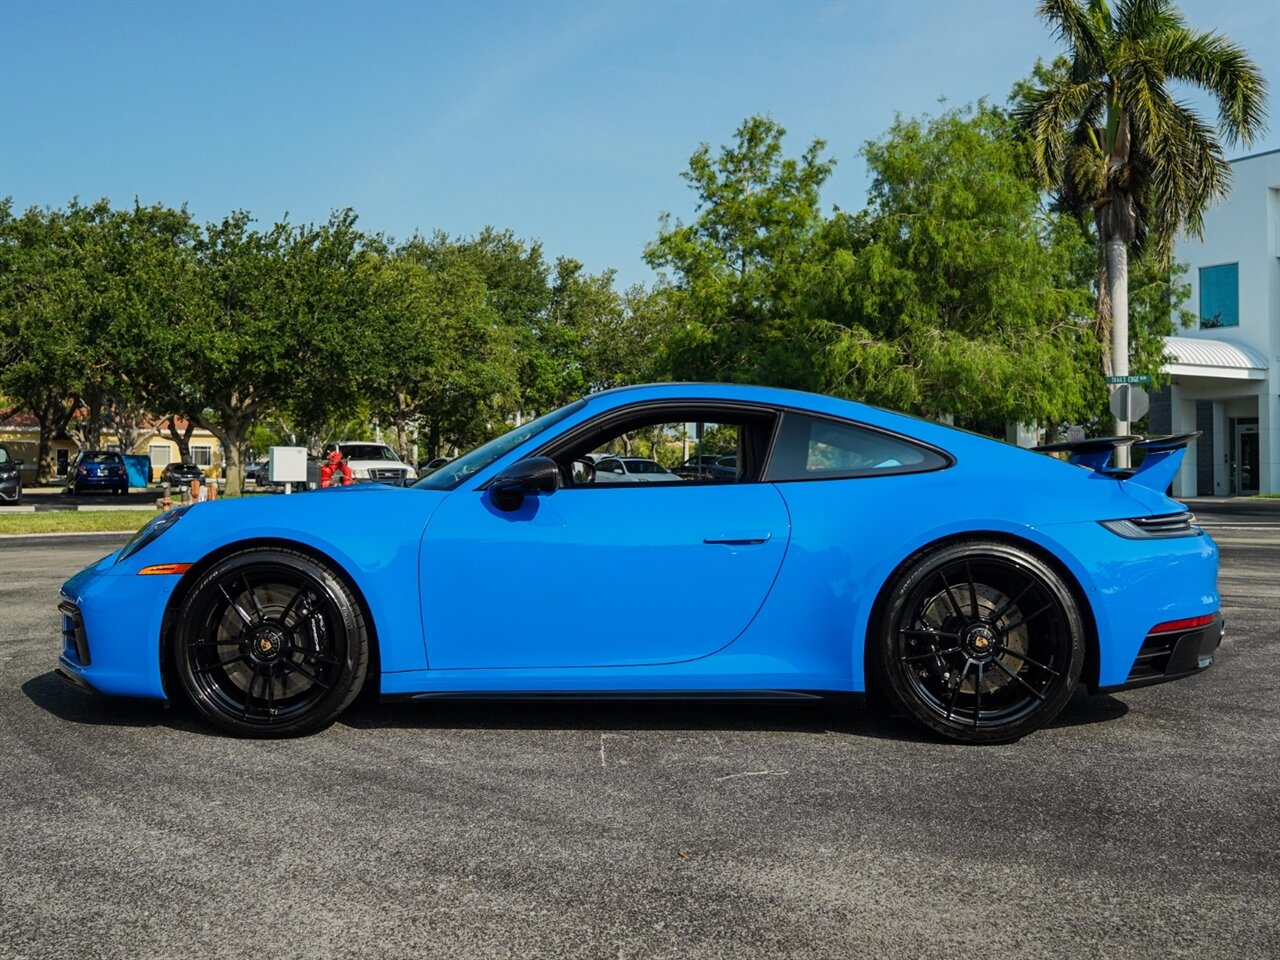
xmin=191 ymin=445 xmax=213 ymax=467
xmin=148 ymin=444 xmax=171 ymax=468
xmin=1199 ymin=263 xmax=1239 ymax=328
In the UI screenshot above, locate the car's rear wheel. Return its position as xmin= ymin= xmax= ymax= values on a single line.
xmin=172 ymin=548 xmax=369 ymax=737
xmin=872 ymin=541 xmax=1083 ymax=744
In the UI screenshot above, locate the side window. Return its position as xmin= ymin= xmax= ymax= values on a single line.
xmin=765 ymin=413 xmax=949 ymax=481
xmin=545 ymin=406 xmax=779 ymax=487
xmin=586 ymin=422 xmax=745 ymax=481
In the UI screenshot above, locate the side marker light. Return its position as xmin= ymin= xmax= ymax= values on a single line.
xmin=137 ymin=563 xmax=193 ymax=576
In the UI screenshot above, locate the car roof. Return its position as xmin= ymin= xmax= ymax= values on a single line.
xmin=579 ymin=382 xmax=984 ymax=455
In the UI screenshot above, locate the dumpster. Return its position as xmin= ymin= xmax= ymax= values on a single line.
xmin=123 ymin=454 xmax=153 ymax=488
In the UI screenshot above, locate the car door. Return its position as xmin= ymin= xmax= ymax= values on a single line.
xmin=418 ymin=481 xmax=791 ymax=670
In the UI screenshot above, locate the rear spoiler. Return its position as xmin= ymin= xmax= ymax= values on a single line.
xmin=1032 ymin=433 xmax=1201 ymax=491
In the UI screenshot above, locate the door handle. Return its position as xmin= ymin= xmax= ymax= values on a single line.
xmin=703 ymin=533 xmax=771 ymax=546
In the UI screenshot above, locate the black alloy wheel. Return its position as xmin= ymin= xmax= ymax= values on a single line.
xmin=172 ymin=548 xmax=369 ymax=737
xmin=873 ymin=541 xmax=1083 ymax=744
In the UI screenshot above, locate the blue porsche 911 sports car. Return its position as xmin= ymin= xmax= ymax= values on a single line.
xmin=56 ymin=383 xmax=1221 ymax=743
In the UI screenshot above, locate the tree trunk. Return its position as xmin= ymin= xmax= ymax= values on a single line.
xmin=80 ymin=385 xmax=104 ymax=451
xmin=1094 ymin=241 xmax=1113 ymax=380
xmin=395 ymin=395 xmax=410 ymax=462
xmin=166 ymin=417 xmax=196 ymax=463
xmin=203 ymin=419 xmax=245 ymax=498
xmin=1105 ymin=238 xmax=1131 ymax=467
xmin=36 ymin=420 xmax=53 ymax=485
xmin=426 ymin=418 xmax=441 ymax=461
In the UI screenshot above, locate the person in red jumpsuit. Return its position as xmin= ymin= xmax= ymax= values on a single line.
xmin=319 ymin=448 xmax=353 ymax=487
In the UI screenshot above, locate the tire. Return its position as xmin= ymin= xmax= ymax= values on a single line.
xmin=870 ymin=540 xmax=1083 ymax=745
xmin=171 ymin=547 xmax=370 ymax=737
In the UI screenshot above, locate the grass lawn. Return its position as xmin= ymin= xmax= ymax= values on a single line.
xmin=0 ymin=510 xmax=157 ymax=535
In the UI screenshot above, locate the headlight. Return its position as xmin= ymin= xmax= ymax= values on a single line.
xmin=351 ymin=466 xmax=368 ymax=479
xmin=1099 ymin=512 xmax=1200 ymax=539
xmin=117 ymin=506 xmax=190 ymax=562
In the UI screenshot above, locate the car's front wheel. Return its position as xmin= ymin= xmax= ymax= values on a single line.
xmin=172 ymin=547 xmax=369 ymax=737
xmin=871 ymin=541 xmax=1083 ymax=744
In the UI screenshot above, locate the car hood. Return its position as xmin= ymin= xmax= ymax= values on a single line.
xmin=114 ymin=483 xmax=447 ymax=574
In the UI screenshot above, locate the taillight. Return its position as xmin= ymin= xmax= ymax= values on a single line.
xmin=1149 ymin=614 xmax=1216 ymax=634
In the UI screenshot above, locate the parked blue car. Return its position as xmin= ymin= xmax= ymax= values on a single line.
xmin=56 ymin=384 xmax=1220 ymax=743
xmin=65 ymin=450 xmax=129 ymax=495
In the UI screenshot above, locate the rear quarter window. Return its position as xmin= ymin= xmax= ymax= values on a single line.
xmin=765 ymin=412 xmax=950 ymax=481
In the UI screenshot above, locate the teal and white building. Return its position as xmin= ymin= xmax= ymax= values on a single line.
xmin=1160 ymin=149 xmax=1280 ymax=497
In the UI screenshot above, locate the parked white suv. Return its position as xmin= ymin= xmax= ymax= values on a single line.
xmin=312 ymin=442 xmax=416 ymax=486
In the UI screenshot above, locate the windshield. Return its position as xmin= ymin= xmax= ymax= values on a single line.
xmin=340 ymin=444 xmax=398 ymax=461
xmin=414 ymin=400 xmax=587 ymax=491
xmin=83 ymin=452 xmax=123 ymax=464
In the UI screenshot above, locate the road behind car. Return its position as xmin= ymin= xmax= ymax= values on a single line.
xmin=1 ymin=502 xmax=1277 ymax=959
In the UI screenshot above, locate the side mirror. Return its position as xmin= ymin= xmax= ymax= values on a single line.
xmin=13 ymin=460 xmax=23 ymax=467
xmin=490 ymin=457 xmax=559 ymax=512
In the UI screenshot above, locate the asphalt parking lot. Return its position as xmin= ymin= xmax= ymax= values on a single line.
xmin=1 ymin=501 xmax=1277 ymax=959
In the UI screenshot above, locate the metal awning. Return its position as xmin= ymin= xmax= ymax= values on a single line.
xmin=1163 ymin=336 xmax=1268 ymax=380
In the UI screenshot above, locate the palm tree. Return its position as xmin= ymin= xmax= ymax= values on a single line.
xmin=1018 ymin=0 xmax=1267 ymax=450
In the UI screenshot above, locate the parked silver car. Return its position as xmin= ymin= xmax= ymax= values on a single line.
xmin=591 ymin=457 xmax=683 ymax=483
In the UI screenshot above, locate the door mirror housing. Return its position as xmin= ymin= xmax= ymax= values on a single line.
xmin=490 ymin=457 xmax=559 ymax=511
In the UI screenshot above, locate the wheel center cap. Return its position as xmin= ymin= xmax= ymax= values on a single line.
xmin=964 ymin=625 xmax=997 ymax=657
xmin=251 ymin=627 xmax=285 ymax=660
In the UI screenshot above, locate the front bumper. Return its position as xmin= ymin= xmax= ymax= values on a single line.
xmin=55 ymin=553 xmax=175 ymax=700
xmin=1100 ymin=614 xmax=1224 ymax=693
xmin=0 ymin=475 xmax=20 ymax=501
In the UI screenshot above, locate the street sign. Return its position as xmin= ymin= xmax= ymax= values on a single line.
xmin=1104 ymin=374 xmax=1153 ymax=384
xmin=1109 ymin=384 xmax=1150 ymax=422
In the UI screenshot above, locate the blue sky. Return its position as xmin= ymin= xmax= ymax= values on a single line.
xmin=2 ymin=0 xmax=1276 ymax=289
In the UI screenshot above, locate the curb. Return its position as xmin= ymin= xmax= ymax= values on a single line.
xmin=0 ymin=530 xmax=136 ymax=541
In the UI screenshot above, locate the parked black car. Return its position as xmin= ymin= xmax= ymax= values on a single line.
xmin=675 ymin=453 xmax=737 ymax=481
xmin=65 ymin=450 xmax=129 ymax=495
xmin=0 ymin=444 xmax=23 ymax=505
xmin=161 ymin=461 xmax=206 ymax=487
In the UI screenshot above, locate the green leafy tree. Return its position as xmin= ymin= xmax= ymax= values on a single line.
xmin=645 ymin=116 xmax=837 ymax=388
xmin=0 ymin=199 xmax=116 ymax=477
xmin=649 ymin=108 xmax=1104 ymax=429
xmin=593 ymin=282 xmax=679 ymax=391
xmin=362 ymin=245 xmax=518 ymax=461
xmin=132 ymin=211 xmax=377 ymax=496
xmin=821 ymin=105 xmax=1097 ymax=426
xmin=1017 ymin=0 xmax=1267 ymax=441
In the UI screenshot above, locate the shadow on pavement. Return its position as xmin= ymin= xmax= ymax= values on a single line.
xmin=21 ymin=670 xmax=206 ymax=733
xmin=23 ymin=668 xmax=1128 ymax=743
xmin=1050 ymin=687 xmax=1131 ymax=727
